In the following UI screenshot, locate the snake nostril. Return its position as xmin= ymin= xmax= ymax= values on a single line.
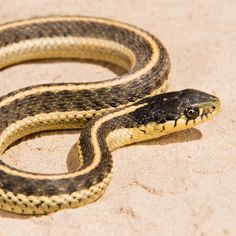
xmin=211 ymin=105 xmax=216 ymax=110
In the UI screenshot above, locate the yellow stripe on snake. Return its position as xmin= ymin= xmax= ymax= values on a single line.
xmin=0 ymin=16 xmax=220 ymax=215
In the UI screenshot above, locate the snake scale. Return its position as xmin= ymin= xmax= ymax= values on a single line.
xmin=0 ymin=16 xmax=220 ymax=215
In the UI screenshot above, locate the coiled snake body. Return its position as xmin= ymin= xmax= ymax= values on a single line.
xmin=0 ymin=16 xmax=220 ymax=214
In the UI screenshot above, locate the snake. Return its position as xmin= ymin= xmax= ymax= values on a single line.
xmin=0 ymin=16 xmax=220 ymax=215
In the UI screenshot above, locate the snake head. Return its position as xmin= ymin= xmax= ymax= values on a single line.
xmin=176 ymin=89 xmax=221 ymax=124
xmin=132 ymin=89 xmax=221 ymax=136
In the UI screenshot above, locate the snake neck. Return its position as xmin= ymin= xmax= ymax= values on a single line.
xmin=78 ymin=103 xmax=164 ymax=170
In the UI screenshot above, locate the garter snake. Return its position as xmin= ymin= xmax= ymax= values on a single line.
xmin=0 ymin=16 xmax=220 ymax=215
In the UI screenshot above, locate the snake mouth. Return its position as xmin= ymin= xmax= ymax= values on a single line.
xmin=184 ymin=96 xmax=221 ymax=128
xmin=200 ymin=96 xmax=221 ymax=120
xmin=175 ymin=94 xmax=221 ymax=129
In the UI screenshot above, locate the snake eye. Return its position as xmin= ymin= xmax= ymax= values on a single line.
xmin=184 ymin=107 xmax=200 ymax=119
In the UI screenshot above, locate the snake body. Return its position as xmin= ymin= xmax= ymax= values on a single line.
xmin=0 ymin=16 xmax=220 ymax=215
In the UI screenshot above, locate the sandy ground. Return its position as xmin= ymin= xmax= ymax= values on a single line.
xmin=0 ymin=1 xmax=235 ymax=236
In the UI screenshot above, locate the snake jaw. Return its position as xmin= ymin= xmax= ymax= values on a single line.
xmin=199 ymin=96 xmax=221 ymax=120
xmin=184 ymin=96 xmax=221 ymax=130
